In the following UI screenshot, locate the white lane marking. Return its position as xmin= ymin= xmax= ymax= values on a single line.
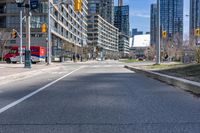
xmin=0 ymin=67 xmax=83 ymax=114
xmin=92 ymin=65 xmax=99 ymax=68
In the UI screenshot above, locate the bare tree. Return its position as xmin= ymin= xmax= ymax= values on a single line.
xmin=144 ymin=45 xmax=156 ymax=61
xmin=195 ymin=47 xmax=200 ymax=63
xmin=0 ymin=30 xmax=10 ymax=61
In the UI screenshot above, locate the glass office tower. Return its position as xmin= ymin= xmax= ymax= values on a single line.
xmin=160 ymin=0 xmax=183 ymax=39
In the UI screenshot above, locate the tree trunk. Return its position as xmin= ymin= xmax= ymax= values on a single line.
xmin=1 ymin=40 xmax=7 ymax=62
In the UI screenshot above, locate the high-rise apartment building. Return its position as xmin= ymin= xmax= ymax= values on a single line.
xmin=88 ymin=0 xmax=114 ymax=25
xmin=114 ymin=5 xmax=129 ymax=36
xmin=87 ymin=15 xmax=119 ymax=59
xmin=0 ymin=0 xmax=88 ymax=60
xmin=150 ymin=4 xmax=157 ymax=45
xmin=160 ymin=0 xmax=183 ymax=39
xmin=190 ymin=0 xmax=200 ymax=37
xmin=87 ymin=0 xmax=119 ymax=59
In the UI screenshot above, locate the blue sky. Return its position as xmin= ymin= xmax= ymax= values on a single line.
xmin=114 ymin=0 xmax=190 ymax=36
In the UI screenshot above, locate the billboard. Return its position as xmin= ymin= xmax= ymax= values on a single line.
xmin=133 ymin=34 xmax=150 ymax=47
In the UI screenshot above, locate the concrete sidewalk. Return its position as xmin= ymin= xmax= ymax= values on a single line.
xmin=0 ymin=60 xmax=100 ymax=85
xmin=0 ymin=63 xmax=64 ymax=85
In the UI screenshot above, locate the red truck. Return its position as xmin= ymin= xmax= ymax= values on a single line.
xmin=4 ymin=46 xmax=46 ymax=64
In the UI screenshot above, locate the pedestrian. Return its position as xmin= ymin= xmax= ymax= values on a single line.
xmin=80 ymin=55 xmax=83 ymax=62
xmin=77 ymin=54 xmax=80 ymax=61
xmin=73 ymin=54 xmax=76 ymax=62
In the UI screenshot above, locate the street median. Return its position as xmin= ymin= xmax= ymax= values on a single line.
xmin=125 ymin=65 xmax=200 ymax=95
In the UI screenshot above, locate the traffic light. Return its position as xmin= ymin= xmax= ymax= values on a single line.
xmin=74 ymin=0 xmax=82 ymax=12
xmin=41 ymin=23 xmax=47 ymax=33
xmin=11 ymin=31 xmax=17 ymax=39
xmin=195 ymin=28 xmax=200 ymax=37
xmin=162 ymin=31 xmax=167 ymax=39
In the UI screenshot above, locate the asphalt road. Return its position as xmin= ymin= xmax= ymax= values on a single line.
xmin=0 ymin=62 xmax=200 ymax=133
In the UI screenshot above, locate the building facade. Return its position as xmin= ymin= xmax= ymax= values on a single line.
xmin=132 ymin=28 xmax=143 ymax=37
xmin=150 ymin=4 xmax=157 ymax=46
xmin=114 ymin=5 xmax=129 ymax=36
xmin=118 ymin=34 xmax=129 ymax=57
xmin=88 ymin=0 xmax=114 ymax=25
xmin=0 ymin=0 xmax=88 ymax=60
xmin=87 ymin=14 xmax=119 ymax=59
xmin=118 ymin=0 xmax=123 ymax=6
xmin=160 ymin=0 xmax=183 ymax=41
xmin=190 ymin=0 xmax=200 ymax=37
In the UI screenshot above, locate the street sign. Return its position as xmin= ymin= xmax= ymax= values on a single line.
xmin=30 ymin=0 xmax=39 ymax=10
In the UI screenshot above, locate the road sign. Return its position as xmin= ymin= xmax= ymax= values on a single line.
xmin=30 ymin=0 xmax=39 ymax=10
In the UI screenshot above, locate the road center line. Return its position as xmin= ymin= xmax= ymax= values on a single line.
xmin=0 ymin=67 xmax=83 ymax=114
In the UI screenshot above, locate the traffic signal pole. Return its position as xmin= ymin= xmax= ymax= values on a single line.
xmin=19 ymin=8 xmax=23 ymax=64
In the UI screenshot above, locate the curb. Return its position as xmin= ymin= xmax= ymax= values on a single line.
xmin=0 ymin=66 xmax=61 ymax=85
xmin=125 ymin=65 xmax=200 ymax=94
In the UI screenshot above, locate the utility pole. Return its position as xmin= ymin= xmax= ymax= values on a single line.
xmin=15 ymin=0 xmax=24 ymax=64
xmin=156 ymin=0 xmax=161 ymax=64
xmin=47 ymin=0 xmax=52 ymax=65
xmin=24 ymin=6 xmax=31 ymax=68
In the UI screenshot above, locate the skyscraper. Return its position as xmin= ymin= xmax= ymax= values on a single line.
xmin=88 ymin=0 xmax=114 ymax=25
xmin=114 ymin=5 xmax=129 ymax=36
xmin=150 ymin=4 xmax=157 ymax=45
xmin=190 ymin=0 xmax=200 ymax=37
xmin=114 ymin=5 xmax=130 ymax=57
xmin=160 ymin=0 xmax=183 ymax=39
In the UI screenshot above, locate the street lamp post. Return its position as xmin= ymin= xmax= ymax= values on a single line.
xmin=47 ymin=0 xmax=52 ymax=65
xmin=15 ymin=0 xmax=24 ymax=64
xmin=157 ymin=0 xmax=161 ymax=64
